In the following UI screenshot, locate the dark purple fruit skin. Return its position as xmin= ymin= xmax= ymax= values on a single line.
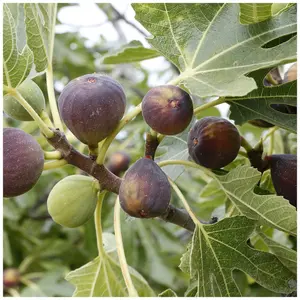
xmin=142 ymin=85 xmax=193 ymax=135
xmin=58 ymin=74 xmax=126 ymax=147
xmin=266 ymin=154 xmax=297 ymax=207
xmin=107 ymin=151 xmax=130 ymax=176
xmin=119 ymin=158 xmax=171 ymax=218
xmin=3 ymin=268 xmax=20 ymax=288
xmin=4 ymin=128 xmax=44 ymax=197
xmin=188 ymin=117 xmax=241 ymax=169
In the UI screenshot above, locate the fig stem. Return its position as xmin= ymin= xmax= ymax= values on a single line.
xmin=168 ymin=179 xmax=199 ymax=225
xmin=7 ymin=89 xmax=54 ymax=138
xmin=96 ymin=103 xmax=142 ymax=165
xmin=261 ymin=126 xmax=279 ymax=142
xmin=114 ymin=197 xmax=139 ymax=297
xmin=46 ymin=65 xmax=64 ymax=131
xmin=193 ymin=97 xmax=226 ymax=115
xmin=44 ymin=151 xmax=62 ymax=160
xmin=94 ymin=191 xmax=106 ymax=255
xmin=240 ymin=136 xmax=253 ymax=152
xmin=43 ymin=159 xmax=67 ymax=170
xmin=144 ymin=131 xmax=159 ymax=159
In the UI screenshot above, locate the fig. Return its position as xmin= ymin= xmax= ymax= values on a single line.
xmin=4 ymin=80 xmax=45 ymax=121
xmin=119 ymin=158 xmax=171 ymax=218
xmin=47 ymin=175 xmax=99 ymax=228
xmin=142 ymin=85 xmax=193 ymax=135
xmin=58 ymin=74 xmax=126 ymax=148
xmin=266 ymin=154 xmax=297 ymax=207
xmin=3 ymin=268 xmax=20 ymax=288
xmin=107 ymin=151 xmax=131 ymax=176
xmin=4 ymin=128 xmax=44 ymax=197
xmin=188 ymin=117 xmax=241 ymax=169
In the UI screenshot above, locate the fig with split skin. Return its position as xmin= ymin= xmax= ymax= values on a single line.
xmin=119 ymin=158 xmax=171 ymax=218
xmin=47 ymin=175 xmax=100 ymax=228
xmin=188 ymin=117 xmax=241 ymax=169
xmin=142 ymin=85 xmax=193 ymax=135
xmin=107 ymin=151 xmax=131 ymax=176
xmin=265 ymin=154 xmax=297 ymax=207
xmin=58 ymin=74 xmax=126 ymax=148
xmin=4 ymin=128 xmax=44 ymax=198
xmin=4 ymin=80 xmax=45 ymax=121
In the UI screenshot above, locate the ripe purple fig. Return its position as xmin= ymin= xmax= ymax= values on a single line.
xmin=188 ymin=117 xmax=241 ymax=169
xmin=142 ymin=85 xmax=193 ymax=135
xmin=107 ymin=151 xmax=131 ymax=176
xmin=4 ymin=128 xmax=44 ymax=197
xmin=265 ymin=154 xmax=297 ymax=207
xmin=119 ymin=158 xmax=171 ymax=218
xmin=58 ymin=74 xmax=126 ymax=148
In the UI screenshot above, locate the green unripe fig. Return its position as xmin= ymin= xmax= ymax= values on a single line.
xmin=4 ymin=80 xmax=45 ymax=121
xmin=265 ymin=154 xmax=297 ymax=207
xmin=142 ymin=85 xmax=193 ymax=135
xmin=188 ymin=117 xmax=241 ymax=169
xmin=47 ymin=175 xmax=100 ymax=228
xmin=119 ymin=158 xmax=171 ymax=218
xmin=58 ymin=74 xmax=126 ymax=148
xmin=4 ymin=128 xmax=44 ymax=197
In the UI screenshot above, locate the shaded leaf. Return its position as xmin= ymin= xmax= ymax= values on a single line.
xmin=3 ymin=4 xmax=33 ymax=88
xmin=133 ymin=3 xmax=296 ymax=97
xmin=180 ymin=216 xmax=296 ymax=296
xmin=103 ymin=40 xmax=160 ymax=64
xmin=239 ymin=4 xmax=272 ymax=24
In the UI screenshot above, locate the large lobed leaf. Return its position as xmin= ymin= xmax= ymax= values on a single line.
xmin=216 ymin=165 xmax=296 ymax=236
xmin=65 ymin=233 xmax=155 ymax=297
xmin=180 ymin=216 xmax=296 ymax=296
xmin=24 ymin=3 xmax=57 ymax=72
xmin=239 ymin=4 xmax=272 ymax=24
xmin=3 ymin=4 xmax=33 ymax=88
xmin=133 ymin=3 xmax=296 ymax=97
xmin=228 ymin=68 xmax=297 ymax=133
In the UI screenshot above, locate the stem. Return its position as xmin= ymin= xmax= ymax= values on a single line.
xmin=44 ymin=150 xmax=62 ymax=160
xmin=43 ymin=159 xmax=67 ymax=170
xmin=262 ymin=126 xmax=279 ymax=142
xmin=168 ymin=179 xmax=199 ymax=225
xmin=114 ymin=197 xmax=139 ymax=297
xmin=193 ymin=97 xmax=226 ymax=115
xmin=238 ymin=150 xmax=248 ymax=158
xmin=96 ymin=103 xmax=142 ymax=165
xmin=5 ymin=289 xmax=20 ymax=297
xmin=95 ymin=192 xmax=106 ymax=255
xmin=8 ymin=90 xmax=54 ymax=138
xmin=40 ymin=110 xmax=54 ymax=128
xmin=46 ymin=66 xmax=63 ymax=130
xmin=167 ymin=75 xmax=183 ymax=86
xmin=240 ymin=136 xmax=253 ymax=152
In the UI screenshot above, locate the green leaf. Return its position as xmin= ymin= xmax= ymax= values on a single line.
xmin=180 ymin=216 xmax=296 ymax=296
xmin=65 ymin=233 xmax=155 ymax=297
xmin=132 ymin=4 xmax=296 ymax=97
xmin=239 ymin=4 xmax=272 ymax=24
xmin=272 ymin=3 xmax=295 ymax=16
xmin=159 ymin=288 xmax=178 ymax=297
xmin=102 ymin=40 xmax=160 ymax=64
xmin=24 ymin=3 xmax=57 ymax=72
xmin=228 ymin=68 xmax=297 ymax=133
xmin=261 ymin=234 xmax=297 ymax=274
xmin=3 ymin=4 xmax=34 ymax=88
xmin=215 ymin=165 xmax=297 ymax=236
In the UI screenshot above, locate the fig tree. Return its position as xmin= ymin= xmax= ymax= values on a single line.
xmin=4 ymin=128 xmax=44 ymax=197
xmin=142 ymin=85 xmax=193 ymax=135
xmin=188 ymin=117 xmax=241 ymax=169
xmin=265 ymin=154 xmax=297 ymax=207
xmin=58 ymin=74 xmax=126 ymax=148
xmin=47 ymin=175 xmax=100 ymax=228
xmin=119 ymin=158 xmax=171 ymax=218
xmin=4 ymin=80 xmax=45 ymax=121
xmin=107 ymin=151 xmax=130 ymax=176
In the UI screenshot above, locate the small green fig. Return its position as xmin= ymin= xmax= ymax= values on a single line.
xmin=188 ymin=117 xmax=241 ymax=169
xmin=265 ymin=154 xmax=297 ymax=207
xmin=47 ymin=175 xmax=99 ymax=228
xmin=107 ymin=151 xmax=131 ymax=176
xmin=3 ymin=268 xmax=20 ymax=288
xmin=58 ymin=74 xmax=126 ymax=148
xmin=4 ymin=128 xmax=44 ymax=197
xmin=142 ymin=85 xmax=193 ymax=135
xmin=119 ymin=158 xmax=171 ymax=218
xmin=4 ymin=80 xmax=45 ymax=121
